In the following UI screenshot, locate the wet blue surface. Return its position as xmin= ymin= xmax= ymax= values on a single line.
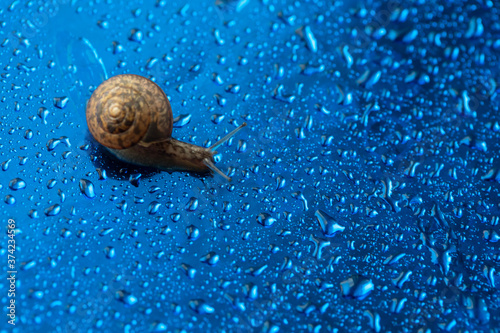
xmin=1 ymin=0 xmax=500 ymax=332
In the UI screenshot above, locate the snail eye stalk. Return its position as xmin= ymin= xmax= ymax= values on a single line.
xmin=205 ymin=122 xmax=247 ymax=181
xmin=210 ymin=123 xmax=247 ymax=151
xmin=203 ymin=158 xmax=232 ymax=182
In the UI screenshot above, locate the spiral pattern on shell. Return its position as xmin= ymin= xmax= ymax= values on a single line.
xmin=86 ymin=74 xmax=173 ymax=150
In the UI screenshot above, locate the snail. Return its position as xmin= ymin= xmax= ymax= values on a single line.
xmin=86 ymin=74 xmax=246 ymax=181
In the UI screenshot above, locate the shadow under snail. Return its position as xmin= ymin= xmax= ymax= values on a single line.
xmin=86 ymin=74 xmax=246 ymax=181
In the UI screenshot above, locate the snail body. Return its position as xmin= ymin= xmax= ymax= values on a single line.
xmin=109 ymin=137 xmax=213 ymax=173
xmin=86 ymin=74 xmax=246 ymax=180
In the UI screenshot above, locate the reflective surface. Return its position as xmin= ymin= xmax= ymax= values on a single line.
xmin=1 ymin=0 xmax=499 ymax=332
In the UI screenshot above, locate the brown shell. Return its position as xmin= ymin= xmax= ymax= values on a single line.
xmin=86 ymin=74 xmax=173 ymax=149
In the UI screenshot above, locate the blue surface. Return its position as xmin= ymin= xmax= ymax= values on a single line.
xmin=1 ymin=0 xmax=500 ymax=332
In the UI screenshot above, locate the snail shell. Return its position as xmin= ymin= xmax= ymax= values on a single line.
xmin=86 ymin=74 xmax=173 ymax=149
xmin=86 ymin=74 xmax=247 ymax=180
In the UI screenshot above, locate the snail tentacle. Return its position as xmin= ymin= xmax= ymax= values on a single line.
xmin=210 ymin=122 xmax=247 ymax=151
xmin=203 ymin=158 xmax=231 ymax=182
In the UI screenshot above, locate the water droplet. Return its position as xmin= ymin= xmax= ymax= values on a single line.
xmin=257 ymin=213 xmax=276 ymax=227
xmin=53 ymin=96 xmax=69 ymax=109
xmin=315 ymin=210 xmax=345 ymax=237
xmin=79 ymin=179 xmax=96 ymax=199
xmin=8 ymin=178 xmax=26 ymax=190
xmin=45 ymin=204 xmax=61 ymax=216
xmin=189 ymin=299 xmax=214 ymax=314
xmin=340 ymin=275 xmax=374 ymax=300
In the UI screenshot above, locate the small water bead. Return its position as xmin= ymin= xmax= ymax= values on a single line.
xmin=212 ymin=73 xmax=224 ymax=85
xmin=173 ymin=114 xmax=192 ymax=128
xmin=104 ymin=247 xmax=115 ymax=259
xmin=47 ymin=179 xmax=57 ymax=189
xmin=132 ymin=8 xmax=142 ymax=17
xmin=243 ymin=283 xmax=258 ymax=300
xmin=301 ymin=63 xmax=325 ymax=76
xmin=116 ymin=291 xmax=138 ymax=306
xmin=146 ymin=57 xmax=158 ymax=69
xmin=53 ymin=96 xmax=69 ymax=109
xmin=21 ymin=261 xmax=36 ymax=271
xmin=99 ymin=228 xmax=114 ymax=237
xmin=237 ymin=140 xmax=247 ymax=153
xmin=79 ymin=179 xmax=96 ymax=199
xmin=96 ymin=168 xmax=107 ymax=180
xmin=24 ymin=129 xmax=33 ymax=140
xmin=201 ymin=252 xmax=219 ymax=266
xmin=340 ymin=275 xmax=374 ymax=300
xmin=60 ymin=229 xmax=72 ymax=238
xmin=97 ymin=20 xmax=109 ymax=29
xmin=148 ymin=201 xmax=161 ymax=214
xmin=28 ymin=209 xmax=39 ymax=219
xmin=189 ymin=299 xmax=214 ymax=315
xmin=112 ymin=41 xmax=125 ymax=54
xmin=181 ymin=264 xmax=197 ymax=279
xmin=170 ymin=213 xmax=181 ymax=222
xmin=226 ymin=84 xmax=240 ymax=94
xmin=9 ymin=178 xmax=26 ymax=190
xmin=211 ymin=114 xmax=225 ymax=124
xmin=4 ymin=195 xmax=15 ymax=205
xmin=47 ymin=136 xmax=71 ymax=151
xmin=257 ymin=213 xmax=276 ymax=227
xmin=296 ymin=25 xmax=318 ymax=52
xmin=2 ymin=159 xmax=11 ymax=171
xmin=129 ymin=29 xmax=143 ymax=42
xmin=189 ymin=64 xmax=201 ymax=72
xmin=213 ymin=29 xmax=225 ymax=46
xmin=238 ymin=57 xmax=248 ymax=66
xmin=315 ymin=210 xmax=345 ymax=237
xmin=128 ymin=174 xmax=141 ymax=187
xmin=186 ymin=225 xmax=200 ymax=240
xmin=214 ymin=94 xmax=227 ymax=106
xmin=273 ymin=84 xmax=296 ymax=103
xmin=185 ymin=197 xmax=199 ymax=211
xmin=45 ymin=204 xmax=61 ymax=216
